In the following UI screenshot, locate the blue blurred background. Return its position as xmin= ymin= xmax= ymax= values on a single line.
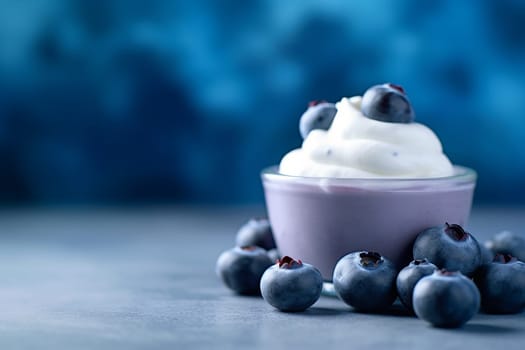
xmin=0 ymin=0 xmax=524 ymax=206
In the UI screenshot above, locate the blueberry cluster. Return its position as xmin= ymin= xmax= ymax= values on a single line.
xmin=216 ymin=218 xmax=525 ymax=326
xmin=331 ymin=247 xmax=479 ymax=328
xmin=216 ymin=218 xmax=277 ymax=296
xmin=216 ymin=217 xmax=324 ymax=311
xmin=412 ymin=226 xmax=525 ymax=319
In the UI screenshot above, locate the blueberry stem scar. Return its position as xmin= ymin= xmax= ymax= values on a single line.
xmin=445 ymin=222 xmax=469 ymax=241
xmin=493 ymin=253 xmax=517 ymax=264
xmin=278 ymin=256 xmax=302 ymax=269
xmin=308 ymin=100 xmax=327 ymax=107
xmin=438 ymin=269 xmax=459 ymax=276
xmin=387 ymin=83 xmax=405 ymax=94
xmin=413 ymin=258 xmax=428 ymax=265
xmin=359 ymin=251 xmax=383 ymax=267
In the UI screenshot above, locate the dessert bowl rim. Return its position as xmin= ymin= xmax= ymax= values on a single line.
xmin=261 ymin=165 xmax=477 ymax=186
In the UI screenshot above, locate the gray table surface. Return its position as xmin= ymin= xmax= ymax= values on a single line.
xmin=0 ymin=206 xmax=524 ymax=349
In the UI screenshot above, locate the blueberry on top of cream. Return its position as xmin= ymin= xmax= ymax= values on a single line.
xmin=361 ymin=83 xmax=415 ymax=123
xmin=299 ymin=100 xmax=337 ymax=138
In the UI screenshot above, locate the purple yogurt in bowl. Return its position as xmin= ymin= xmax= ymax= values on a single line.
xmin=261 ymin=166 xmax=476 ymax=280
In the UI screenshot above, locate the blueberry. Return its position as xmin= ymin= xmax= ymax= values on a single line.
xmin=333 ymin=251 xmax=397 ymax=312
xmin=216 ymin=246 xmax=273 ymax=295
xmin=267 ymin=248 xmax=280 ymax=263
xmin=260 ymin=256 xmax=323 ymax=312
xmin=396 ymin=259 xmax=437 ymax=312
xmin=361 ymin=83 xmax=415 ymax=123
xmin=474 ymin=254 xmax=525 ymax=314
xmin=485 ymin=230 xmax=525 ymax=262
xmin=413 ymin=223 xmax=481 ymax=277
xmin=479 ymin=242 xmax=495 ymax=266
xmin=413 ymin=270 xmax=480 ymax=328
xmin=235 ymin=218 xmax=276 ymax=251
xmin=299 ymin=101 xmax=337 ymax=138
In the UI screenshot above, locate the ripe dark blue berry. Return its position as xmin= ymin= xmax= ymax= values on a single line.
xmin=216 ymin=246 xmax=273 ymax=295
xmin=299 ymin=101 xmax=337 ymax=138
xmin=396 ymin=259 xmax=437 ymax=312
xmin=485 ymin=230 xmax=525 ymax=262
xmin=361 ymin=83 xmax=415 ymax=123
xmin=474 ymin=254 xmax=525 ymax=314
xmin=479 ymin=242 xmax=495 ymax=266
xmin=413 ymin=223 xmax=481 ymax=277
xmin=333 ymin=251 xmax=397 ymax=312
xmin=267 ymin=248 xmax=280 ymax=263
xmin=413 ymin=270 xmax=480 ymax=328
xmin=260 ymin=256 xmax=323 ymax=312
xmin=235 ymin=218 xmax=276 ymax=250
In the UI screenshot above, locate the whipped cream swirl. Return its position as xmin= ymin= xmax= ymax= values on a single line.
xmin=279 ymin=96 xmax=454 ymax=178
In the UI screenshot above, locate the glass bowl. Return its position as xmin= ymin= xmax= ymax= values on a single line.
xmin=261 ymin=166 xmax=477 ymax=280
